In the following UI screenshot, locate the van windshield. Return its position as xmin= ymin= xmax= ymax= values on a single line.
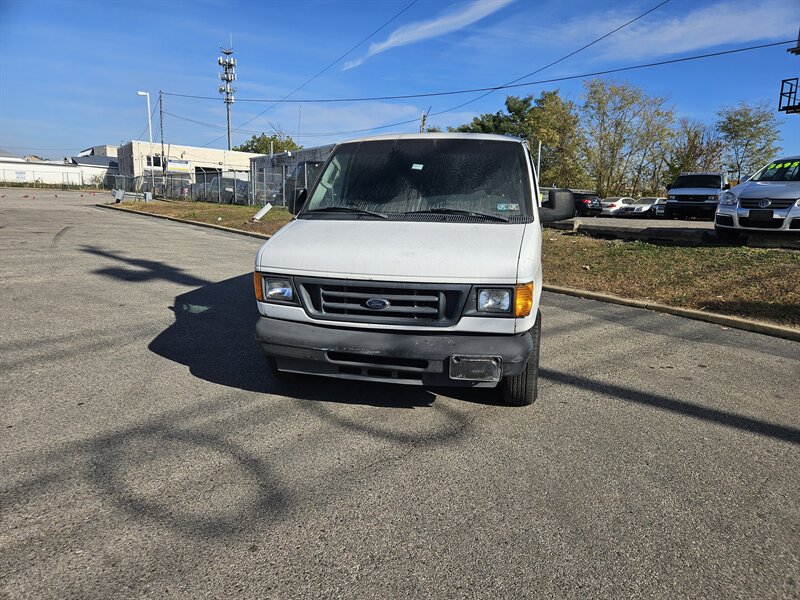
xmin=750 ymin=159 xmax=800 ymax=182
xmin=303 ymin=138 xmax=532 ymax=221
xmin=672 ymin=175 xmax=721 ymax=189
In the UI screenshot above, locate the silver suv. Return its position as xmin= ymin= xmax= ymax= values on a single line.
xmin=715 ymin=157 xmax=800 ymax=240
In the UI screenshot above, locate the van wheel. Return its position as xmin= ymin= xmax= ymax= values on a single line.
xmin=715 ymin=226 xmax=740 ymax=242
xmin=500 ymin=311 xmax=541 ymax=406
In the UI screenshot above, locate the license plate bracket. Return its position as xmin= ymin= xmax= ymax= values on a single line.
xmin=749 ymin=209 xmax=773 ymax=221
xmin=449 ymin=355 xmax=502 ymax=382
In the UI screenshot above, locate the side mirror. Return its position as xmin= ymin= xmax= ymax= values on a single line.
xmin=723 ymin=182 xmax=731 ymax=190
xmin=288 ymin=188 xmax=307 ymax=215
xmin=540 ymin=189 xmax=575 ymax=223
xmin=665 ymin=183 xmax=672 ymax=191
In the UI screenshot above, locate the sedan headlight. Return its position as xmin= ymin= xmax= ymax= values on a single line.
xmin=795 ymin=199 xmax=800 ymax=208
xmin=718 ymin=191 xmax=738 ymax=206
xmin=478 ymin=288 xmax=511 ymax=313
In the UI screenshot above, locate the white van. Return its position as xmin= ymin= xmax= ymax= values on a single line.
xmin=253 ymin=133 xmax=574 ymax=405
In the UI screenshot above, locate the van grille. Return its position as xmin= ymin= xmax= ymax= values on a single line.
xmin=295 ymin=277 xmax=470 ymax=326
xmin=675 ymin=195 xmax=715 ymax=202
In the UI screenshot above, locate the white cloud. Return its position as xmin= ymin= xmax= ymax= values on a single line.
xmin=343 ymin=0 xmax=515 ymax=70
xmin=548 ymin=0 xmax=798 ymax=62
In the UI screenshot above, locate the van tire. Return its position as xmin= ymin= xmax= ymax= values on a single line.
xmin=500 ymin=311 xmax=541 ymax=406
xmin=715 ymin=226 xmax=740 ymax=242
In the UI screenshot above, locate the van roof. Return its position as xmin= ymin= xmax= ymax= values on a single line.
xmin=344 ymin=132 xmax=525 ymax=144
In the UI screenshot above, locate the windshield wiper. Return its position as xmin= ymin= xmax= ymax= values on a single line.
xmin=308 ymin=206 xmax=387 ymax=219
xmin=403 ymin=208 xmax=509 ymax=222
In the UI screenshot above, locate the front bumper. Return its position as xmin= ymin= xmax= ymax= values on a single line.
xmin=255 ymin=317 xmax=533 ymax=387
xmin=715 ymin=205 xmax=800 ymax=233
xmin=665 ymin=201 xmax=717 ymax=218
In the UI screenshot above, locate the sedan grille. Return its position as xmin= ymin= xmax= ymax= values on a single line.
xmin=739 ymin=198 xmax=795 ymax=209
xmin=295 ymin=277 xmax=470 ymax=326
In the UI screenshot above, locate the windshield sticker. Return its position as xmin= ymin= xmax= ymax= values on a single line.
xmin=497 ymin=203 xmax=520 ymax=211
xmin=411 ymin=163 xmax=424 ymax=170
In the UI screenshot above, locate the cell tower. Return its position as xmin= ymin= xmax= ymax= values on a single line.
xmin=218 ymin=47 xmax=236 ymax=150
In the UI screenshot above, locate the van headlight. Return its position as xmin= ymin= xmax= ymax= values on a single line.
xmin=719 ymin=192 xmax=738 ymax=206
xmin=478 ymin=289 xmax=511 ymax=313
xmin=254 ymin=273 xmax=296 ymax=303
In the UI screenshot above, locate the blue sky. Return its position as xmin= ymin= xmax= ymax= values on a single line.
xmin=0 ymin=0 xmax=798 ymax=159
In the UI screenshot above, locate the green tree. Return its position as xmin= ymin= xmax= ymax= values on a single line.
xmin=663 ymin=118 xmax=723 ymax=185
xmin=716 ymin=101 xmax=781 ymax=180
xmin=233 ymin=131 xmax=302 ymax=154
xmin=453 ymin=92 xmax=589 ymax=188
xmin=581 ymin=79 xmax=673 ymax=197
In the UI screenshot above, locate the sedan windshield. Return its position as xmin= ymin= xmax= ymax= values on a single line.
xmin=750 ymin=159 xmax=800 ymax=182
xmin=303 ymin=138 xmax=532 ymax=221
xmin=635 ymin=198 xmax=656 ymax=205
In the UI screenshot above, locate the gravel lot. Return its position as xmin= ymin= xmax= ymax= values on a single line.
xmin=1 ymin=189 xmax=798 ymax=599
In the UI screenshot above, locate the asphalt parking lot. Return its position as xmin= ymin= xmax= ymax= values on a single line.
xmin=1 ymin=189 xmax=798 ymax=599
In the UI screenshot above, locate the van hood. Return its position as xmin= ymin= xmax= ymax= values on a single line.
xmin=256 ymin=218 xmax=527 ymax=284
xmin=734 ymin=180 xmax=800 ymax=199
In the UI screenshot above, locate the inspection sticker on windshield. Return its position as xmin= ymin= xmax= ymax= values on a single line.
xmin=411 ymin=163 xmax=424 ymax=170
xmin=496 ymin=203 xmax=520 ymax=211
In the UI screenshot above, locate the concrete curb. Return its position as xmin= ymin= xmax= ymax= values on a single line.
xmin=97 ymin=202 xmax=799 ymax=343
xmin=542 ymin=284 xmax=800 ymax=342
xmin=95 ymin=203 xmax=272 ymax=241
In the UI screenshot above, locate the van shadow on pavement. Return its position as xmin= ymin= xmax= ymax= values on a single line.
xmin=148 ymin=272 xmax=449 ymax=408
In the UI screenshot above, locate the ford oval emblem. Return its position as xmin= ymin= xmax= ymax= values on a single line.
xmin=365 ymin=298 xmax=391 ymax=310
xmin=759 ymin=199 xmax=771 ymax=208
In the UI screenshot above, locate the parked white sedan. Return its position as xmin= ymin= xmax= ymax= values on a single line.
xmin=600 ymin=196 xmax=635 ymax=216
xmin=616 ymin=197 xmax=667 ymax=218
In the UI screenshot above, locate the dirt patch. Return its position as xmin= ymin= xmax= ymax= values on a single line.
xmin=118 ymin=200 xmax=292 ymax=237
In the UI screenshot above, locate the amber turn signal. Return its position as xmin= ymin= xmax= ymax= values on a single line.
xmin=253 ymin=272 xmax=264 ymax=302
xmin=514 ymin=282 xmax=533 ymax=317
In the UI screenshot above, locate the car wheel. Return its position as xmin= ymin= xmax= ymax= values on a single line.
xmin=715 ymin=226 xmax=740 ymax=242
xmin=499 ymin=311 xmax=541 ymax=406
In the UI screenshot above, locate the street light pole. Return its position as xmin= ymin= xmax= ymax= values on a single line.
xmin=137 ymin=91 xmax=155 ymax=196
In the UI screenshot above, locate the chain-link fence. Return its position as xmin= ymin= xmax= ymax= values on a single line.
xmin=109 ymin=170 xmax=254 ymax=204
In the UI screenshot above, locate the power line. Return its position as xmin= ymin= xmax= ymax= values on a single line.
xmin=294 ymin=40 xmax=795 ymax=137
xmin=200 ymin=0 xmax=420 ymax=147
xmin=164 ymin=39 xmax=792 ymax=106
xmin=430 ymin=0 xmax=671 ymax=117
xmin=136 ymin=98 xmax=160 ymax=141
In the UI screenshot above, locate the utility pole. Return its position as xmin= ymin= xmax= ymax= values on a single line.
xmin=159 ymin=90 xmax=166 ymax=197
xmin=218 ymin=46 xmax=236 ymax=150
xmin=136 ymin=91 xmax=155 ymax=194
xmin=419 ymin=106 xmax=430 ymax=133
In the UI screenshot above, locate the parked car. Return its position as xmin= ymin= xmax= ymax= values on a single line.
xmin=616 ymin=197 xmax=667 ymax=218
xmin=253 ymin=133 xmax=576 ymax=406
xmin=573 ymin=192 xmax=603 ymax=216
xmin=715 ymin=156 xmax=800 ymax=241
xmin=664 ymin=172 xmax=729 ymax=220
xmin=600 ymin=196 xmax=635 ymax=216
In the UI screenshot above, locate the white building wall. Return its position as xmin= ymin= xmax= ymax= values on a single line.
xmin=0 ymin=160 xmax=83 ymax=185
xmin=117 ymin=141 xmax=260 ymax=177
